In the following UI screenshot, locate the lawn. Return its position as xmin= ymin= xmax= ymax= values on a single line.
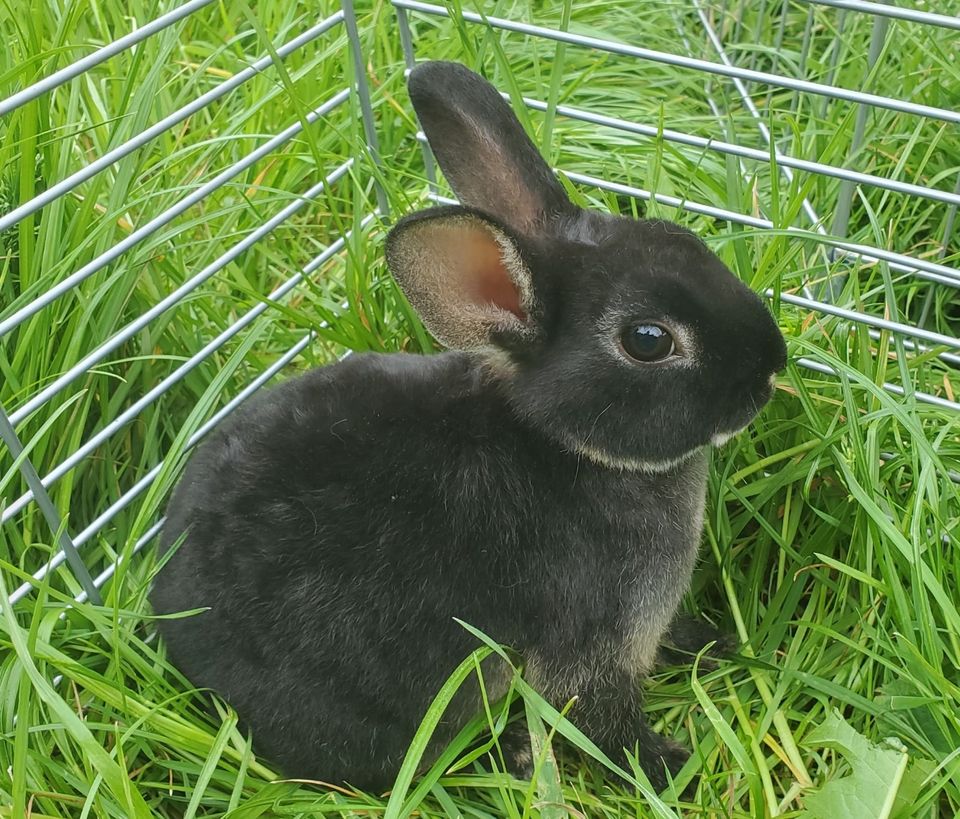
xmin=1 ymin=0 xmax=959 ymax=816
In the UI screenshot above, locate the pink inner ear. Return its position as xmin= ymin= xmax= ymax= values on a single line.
xmin=461 ymin=229 xmax=527 ymax=321
xmin=473 ymin=267 xmax=526 ymax=320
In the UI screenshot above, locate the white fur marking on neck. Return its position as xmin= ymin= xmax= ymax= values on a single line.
xmin=711 ymin=418 xmax=753 ymax=447
xmin=574 ymin=442 xmax=700 ymax=473
xmin=710 ymin=429 xmax=738 ymax=447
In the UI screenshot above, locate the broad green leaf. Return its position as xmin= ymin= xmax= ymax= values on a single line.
xmin=800 ymin=710 xmax=932 ymax=819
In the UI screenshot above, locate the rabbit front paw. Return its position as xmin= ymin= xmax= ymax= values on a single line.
xmin=491 ymin=720 xmax=535 ymax=781
xmin=657 ymin=612 xmax=738 ymax=669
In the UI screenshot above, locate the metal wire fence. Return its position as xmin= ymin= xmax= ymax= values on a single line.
xmin=2 ymin=0 xmax=958 ymax=607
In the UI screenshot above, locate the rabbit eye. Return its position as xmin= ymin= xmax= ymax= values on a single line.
xmin=620 ymin=323 xmax=676 ymax=363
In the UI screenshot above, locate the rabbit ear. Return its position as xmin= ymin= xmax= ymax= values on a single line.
xmin=385 ymin=206 xmax=538 ymax=351
xmin=408 ymin=61 xmax=574 ymax=235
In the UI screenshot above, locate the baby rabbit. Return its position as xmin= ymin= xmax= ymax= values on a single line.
xmin=152 ymin=60 xmax=787 ymax=793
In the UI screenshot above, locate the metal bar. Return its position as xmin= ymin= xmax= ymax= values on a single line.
xmin=341 ymin=0 xmax=390 ymax=217
xmin=19 ymin=313 xmax=957 ymax=608
xmin=671 ymin=6 xmax=820 ymax=303
xmin=830 ymin=9 xmax=891 ymax=240
xmin=797 ymin=0 xmax=960 ymax=31
xmin=685 ymin=2 xmax=826 ymax=302
xmin=9 ymin=317 xmax=354 ymax=605
xmin=2 ymin=217 xmax=373 ymax=524
xmin=73 ymin=338 xmax=357 ymax=606
xmin=74 ymin=519 xmax=167 ymax=604
xmin=657 ymin=3 xmax=952 ymax=402
xmin=0 ymin=10 xmax=345 ymax=235
xmin=0 ymin=0 xmax=218 ymax=117
xmin=794 ymin=357 xmax=960 ymax=411
xmin=866 ymin=330 xmax=960 ymax=367
xmin=8 ymin=333 xmax=315 ymax=605
xmin=0 ymin=88 xmax=351 ymax=339
xmin=8 ymin=0 xmax=959 ymax=611
xmin=0 ymin=405 xmax=101 ymax=604
xmin=395 ymin=9 xmax=439 ymax=192
xmin=8 ymin=160 xmax=353 ymax=427
xmin=509 ymin=97 xmax=960 ymax=207
xmin=559 ymin=168 xmax=960 ymax=289
xmin=939 ymin=176 xmax=960 ymax=258
xmin=690 ymin=0 xmax=825 ymax=236
xmin=396 ymin=7 xmax=418 ymax=70
xmin=774 ymin=291 xmax=960 ymax=351
xmin=677 ymin=9 xmax=954 ymax=366
xmin=391 ymin=0 xmax=960 ymax=124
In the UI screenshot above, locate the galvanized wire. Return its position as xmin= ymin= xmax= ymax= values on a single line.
xmin=0 ymin=87 xmax=351 ymax=339
xmin=516 ymin=97 xmax=960 ymax=208
xmin=419 ymin=139 xmax=960 ymax=289
xmin=1 ymin=5 xmax=365 ymax=605
xmin=2 ymin=217 xmax=373 ymax=526
xmin=7 ymin=159 xmax=353 ymax=427
xmin=798 ymin=0 xmax=960 ymax=30
xmin=9 ymin=289 xmax=360 ymax=606
xmin=0 ymin=0 xmax=219 ymax=117
xmin=0 ymin=10 xmax=346 ymax=242
xmin=392 ymin=0 xmax=960 ymax=124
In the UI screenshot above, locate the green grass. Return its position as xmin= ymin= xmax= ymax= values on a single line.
xmin=2 ymin=0 xmax=959 ymax=815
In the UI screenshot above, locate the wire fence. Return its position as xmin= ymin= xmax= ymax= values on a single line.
xmin=1 ymin=2 xmax=377 ymax=605
xmin=2 ymin=0 xmax=957 ymax=607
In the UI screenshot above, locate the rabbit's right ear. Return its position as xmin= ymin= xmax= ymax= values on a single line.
xmin=408 ymin=61 xmax=575 ymax=236
xmin=386 ymin=206 xmax=538 ymax=351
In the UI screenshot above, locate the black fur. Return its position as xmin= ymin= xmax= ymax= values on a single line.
xmin=152 ymin=61 xmax=787 ymax=793
xmin=658 ymin=612 xmax=737 ymax=668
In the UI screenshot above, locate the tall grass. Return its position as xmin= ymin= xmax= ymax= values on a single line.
xmin=1 ymin=0 xmax=959 ymax=816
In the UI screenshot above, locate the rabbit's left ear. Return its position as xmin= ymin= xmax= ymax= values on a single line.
xmin=386 ymin=206 xmax=538 ymax=351
xmin=408 ymin=61 xmax=575 ymax=236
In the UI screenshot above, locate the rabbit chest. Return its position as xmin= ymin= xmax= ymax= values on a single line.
xmin=513 ymin=451 xmax=709 ymax=689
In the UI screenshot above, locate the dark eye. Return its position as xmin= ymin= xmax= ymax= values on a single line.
xmin=620 ymin=324 xmax=676 ymax=362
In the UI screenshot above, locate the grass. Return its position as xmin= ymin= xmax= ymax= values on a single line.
xmin=1 ymin=0 xmax=959 ymax=815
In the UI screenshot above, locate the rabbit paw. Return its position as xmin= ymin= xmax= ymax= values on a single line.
xmin=657 ymin=613 xmax=738 ymax=669
xmin=494 ymin=720 xmax=535 ymax=781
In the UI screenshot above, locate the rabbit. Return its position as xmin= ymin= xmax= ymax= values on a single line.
xmin=151 ymin=60 xmax=787 ymax=794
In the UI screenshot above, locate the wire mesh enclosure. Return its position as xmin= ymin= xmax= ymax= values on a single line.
xmin=2 ymin=0 xmax=958 ymax=645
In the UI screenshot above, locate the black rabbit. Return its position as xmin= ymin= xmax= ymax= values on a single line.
xmin=152 ymin=61 xmax=787 ymax=793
